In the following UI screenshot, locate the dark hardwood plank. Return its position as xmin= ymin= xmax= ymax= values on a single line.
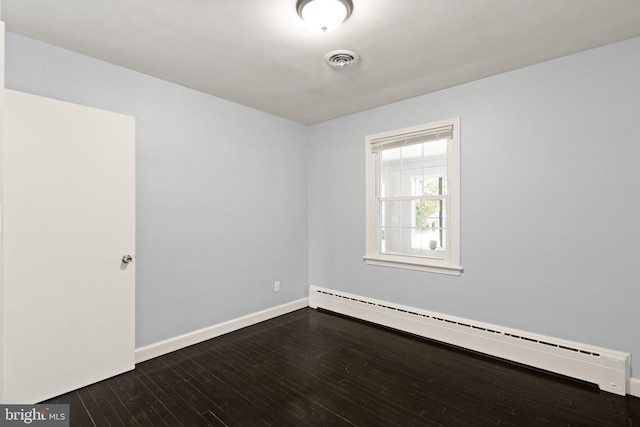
xmin=42 ymin=308 xmax=640 ymax=426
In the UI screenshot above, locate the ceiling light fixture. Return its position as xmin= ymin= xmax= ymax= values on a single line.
xmin=296 ymin=0 xmax=353 ymax=32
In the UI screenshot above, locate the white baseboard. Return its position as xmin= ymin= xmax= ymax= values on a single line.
xmin=309 ymin=285 xmax=632 ymax=396
xmin=134 ymin=292 xmax=639 ymax=398
xmin=630 ymin=377 xmax=640 ymax=398
xmin=135 ymin=298 xmax=308 ymax=364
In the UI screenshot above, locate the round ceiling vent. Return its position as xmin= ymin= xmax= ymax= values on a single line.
xmin=324 ymin=49 xmax=360 ymax=69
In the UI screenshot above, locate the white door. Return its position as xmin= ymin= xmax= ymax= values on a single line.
xmin=3 ymin=90 xmax=135 ymax=404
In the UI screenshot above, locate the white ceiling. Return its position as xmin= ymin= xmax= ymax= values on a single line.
xmin=3 ymin=0 xmax=640 ymax=125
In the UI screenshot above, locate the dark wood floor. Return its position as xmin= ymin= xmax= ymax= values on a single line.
xmin=44 ymin=308 xmax=640 ymax=426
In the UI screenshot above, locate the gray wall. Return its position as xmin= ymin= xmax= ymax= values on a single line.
xmin=5 ymin=33 xmax=309 ymax=347
xmin=308 ymin=37 xmax=640 ymax=376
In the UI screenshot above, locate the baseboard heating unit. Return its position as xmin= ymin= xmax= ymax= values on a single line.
xmin=309 ymin=285 xmax=630 ymax=396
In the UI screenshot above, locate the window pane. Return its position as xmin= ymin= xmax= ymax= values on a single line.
xmin=380 ymin=227 xmax=417 ymax=255
xmin=401 ymin=167 xmax=422 ymax=197
xmin=379 ymin=170 xmax=402 ymax=197
xmin=423 ymin=139 xmax=447 ymax=157
xmin=401 ymin=144 xmax=422 ymax=162
xmin=380 ymin=200 xmax=413 ymax=228
xmin=416 ymin=230 xmax=446 ymax=259
xmin=423 ymin=140 xmax=447 ymax=195
xmin=380 ymin=227 xmax=400 ymax=254
xmin=380 ymin=147 xmax=402 ymax=171
xmin=415 ymin=200 xmax=446 ymax=258
xmin=415 ymin=199 xmax=443 ymax=229
xmin=421 ymin=176 xmax=446 ymax=196
xmin=380 ymin=200 xmax=400 ymax=227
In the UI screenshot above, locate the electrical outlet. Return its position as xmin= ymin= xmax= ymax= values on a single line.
xmin=274 ymin=281 xmax=280 ymax=292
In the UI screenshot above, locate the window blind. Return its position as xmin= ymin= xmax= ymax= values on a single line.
xmin=370 ymin=125 xmax=453 ymax=152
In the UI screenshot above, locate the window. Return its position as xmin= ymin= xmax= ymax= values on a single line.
xmin=365 ymin=118 xmax=461 ymax=275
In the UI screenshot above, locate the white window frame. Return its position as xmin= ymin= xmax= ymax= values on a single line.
xmin=364 ymin=117 xmax=462 ymax=275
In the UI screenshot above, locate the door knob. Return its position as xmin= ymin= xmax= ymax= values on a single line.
xmin=122 ymin=254 xmax=133 ymax=264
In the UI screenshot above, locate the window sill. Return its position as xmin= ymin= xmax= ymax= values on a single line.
xmin=364 ymin=255 xmax=463 ymax=276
